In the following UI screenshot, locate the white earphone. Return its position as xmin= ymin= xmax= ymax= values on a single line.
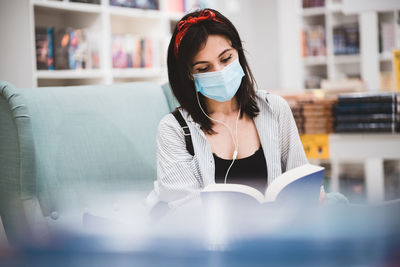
xmin=196 ymin=91 xmax=240 ymax=184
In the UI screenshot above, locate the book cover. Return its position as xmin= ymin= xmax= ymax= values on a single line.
xmin=143 ymin=38 xmax=153 ymax=68
xmin=54 ymin=28 xmax=70 ymax=69
xmin=202 ymin=164 xmax=324 ymax=206
xmin=86 ymin=31 xmax=100 ymax=69
xmin=140 ymin=38 xmax=146 ymax=68
xmin=35 ymin=27 xmax=54 ymax=70
xmin=111 ymin=34 xmax=129 ymax=68
xmin=132 ymin=35 xmax=141 ymax=68
xmin=304 ymin=25 xmax=326 ymax=57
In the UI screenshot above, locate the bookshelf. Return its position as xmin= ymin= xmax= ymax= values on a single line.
xmin=328 ymin=133 xmax=400 ymax=203
xmin=300 ymin=0 xmax=400 ymax=91
xmin=0 ymin=0 xmax=198 ymax=87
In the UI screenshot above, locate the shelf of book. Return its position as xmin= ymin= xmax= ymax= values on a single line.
xmin=19 ymin=0 xmax=204 ymax=87
xmin=301 ymin=7 xmax=326 ymax=17
xmin=380 ymin=52 xmax=393 ymax=62
xmin=35 ymin=69 xmax=105 ymax=79
xmin=32 ymin=0 xmax=102 ymax=14
xmin=299 ymin=0 xmax=400 ymax=91
xmin=303 ymin=56 xmax=328 ymax=66
xmin=333 ymin=54 xmax=360 ymax=64
xmin=108 ymin=5 xmax=162 ymax=19
xmin=300 ymin=0 xmax=376 ymax=89
xmin=112 ymin=68 xmax=164 ymax=78
xmin=328 ymin=133 xmax=400 ymax=203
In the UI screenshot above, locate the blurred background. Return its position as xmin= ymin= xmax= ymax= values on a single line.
xmin=1 ymin=0 xmax=399 ymax=207
xmin=1 ymin=1 xmax=400 ymax=265
xmin=1 ymin=0 xmax=400 ymax=252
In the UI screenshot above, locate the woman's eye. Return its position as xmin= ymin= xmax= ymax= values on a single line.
xmin=221 ymin=55 xmax=232 ymax=63
xmin=197 ymin=67 xmax=209 ymax=72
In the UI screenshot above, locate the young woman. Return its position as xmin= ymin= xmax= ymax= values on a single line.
xmin=147 ymin=9 xmax=326 ymax=210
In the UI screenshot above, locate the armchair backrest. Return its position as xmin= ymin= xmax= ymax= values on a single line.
xmin=0 ymin=81 xmax=172 ymax=244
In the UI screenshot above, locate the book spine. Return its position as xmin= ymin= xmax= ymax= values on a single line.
xmin=47 ymin=27 xmax=54 ymax=70
xmin=55 ymin=28 xmax=70 ymax=70
xmin=68 ymin=29 xmax=76 ymax=70
xmin=145 ymin=38 xmax=153 ymax=68
xmin=338 ymin=93 xmax=397 ymax=104
xmin=140 ymin=38 xmax=145 ymax=68
xmin=335 ymin=122 xmax=398 ymax=133
xmin=333 ymin=24 xmax=359 ymax=55
xmin=336 ymin=103 xmax=396 ymax=115
xmin=35 ymin=27 xmax=48 ymax=70
xmin=335 ymin=114 xmax=397 ymax=123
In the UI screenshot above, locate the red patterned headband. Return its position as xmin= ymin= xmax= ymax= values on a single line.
xmin=174 ymin=10 xmax=224 ymax=58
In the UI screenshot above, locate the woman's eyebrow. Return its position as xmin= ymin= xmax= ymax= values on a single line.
xmin=218 ymin=48 xmax=233 ymax=57
xmin=192 ymin=48 xmax=233 ymax=67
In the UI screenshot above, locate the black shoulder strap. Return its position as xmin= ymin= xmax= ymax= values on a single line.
xmin=171 ymin=108 xmax=195 ymax=156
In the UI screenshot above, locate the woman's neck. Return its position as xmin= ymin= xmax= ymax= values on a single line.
xmin=205 ymin=97 xmax=239 ymax=118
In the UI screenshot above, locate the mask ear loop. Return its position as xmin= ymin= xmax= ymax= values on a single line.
xmin=195 ymin=90 xmax=240 ymax=184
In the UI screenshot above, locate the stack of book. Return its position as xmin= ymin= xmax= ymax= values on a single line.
xmin=333 ymin=24 xmax=359 ymax=55
xmin=302 ymin=25 xmax=326 ymax=57
xmin=35 ymin=27 xmax=100 ymax=70
xmin=111 ymin=34 xmax=159 ymax=69
xmin=302 ymin=98 xmax=335 ymax=134
xmin=380 ymin=72 xmax=396 ymax=91
xmin=283 ymin=94 xmax=335 ymax=135
xmin=110 ymin=0 xmax=159 ymax=10
xmin=335 ymin=92 xmax=399 ymax=133
xmin=286 ymin=98 xmax=305 ymax=134
xmin=302 ymin=0 xmax=325 ymax=8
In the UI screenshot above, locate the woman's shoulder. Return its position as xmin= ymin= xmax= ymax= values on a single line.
xmin=255 ymin=90 xmax=291 ymax=114
xmin=158 ymin=112 xmax=181 ymax=133
xmin=158 ymin=107 xmax=192 ymax=135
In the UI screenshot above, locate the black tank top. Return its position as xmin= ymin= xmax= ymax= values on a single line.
xmin=213 ymin=145 xmax=268 ymax=194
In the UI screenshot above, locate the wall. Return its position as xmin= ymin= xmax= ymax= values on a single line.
xmin=0 ymin=0 xmax=35 ymax=88
xmin=210 ymin=0 xmax=282 ymax=91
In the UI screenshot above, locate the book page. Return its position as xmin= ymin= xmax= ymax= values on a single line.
xmin=264 ymin=164 xmax=324 ymax=202
xmin=203 ymin=183 xmax=265 ymax=204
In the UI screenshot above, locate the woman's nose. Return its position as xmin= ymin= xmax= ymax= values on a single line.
xmin=214 ymin=63 xmax=225 ymax=72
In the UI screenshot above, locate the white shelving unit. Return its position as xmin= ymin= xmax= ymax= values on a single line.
xmin=301 ymin=0 xmax=360 ymax=89
xmin=300 ymin=0 xmax=400 ymax=90
xmin=0 ymin=0 xmax=188 ymax=88
xmin=328 ymin=133 xmax=400 ymax=203
xmin=32 ymin=0 xmax=185 ymax=87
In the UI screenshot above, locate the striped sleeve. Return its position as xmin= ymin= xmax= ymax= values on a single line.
xmin=274 ymin=95 xmax=308 ymax=172
xmin=152 ymin=114 xmax=202 ymax=208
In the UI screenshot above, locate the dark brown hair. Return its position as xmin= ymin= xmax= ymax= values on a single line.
xmin=167 ymin=8 xmax=260 ymax=134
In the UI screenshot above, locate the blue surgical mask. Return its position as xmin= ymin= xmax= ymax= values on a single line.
xmin=193 ymin=58 xmax=245 ymax=102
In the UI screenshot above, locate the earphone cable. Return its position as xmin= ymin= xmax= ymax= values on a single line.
xmin=196 ymin=91 xmax=240 ymax=184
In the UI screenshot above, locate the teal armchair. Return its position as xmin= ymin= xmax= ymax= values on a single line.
xmin=0 ymin=81 xmax=177 ymax=245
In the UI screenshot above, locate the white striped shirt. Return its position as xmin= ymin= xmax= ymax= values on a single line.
xmin=146 ymin=90 xmax=308 ymax=209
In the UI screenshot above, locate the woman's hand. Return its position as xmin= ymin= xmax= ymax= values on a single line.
xmin=319 ymin=186 xmax=327 ymax=205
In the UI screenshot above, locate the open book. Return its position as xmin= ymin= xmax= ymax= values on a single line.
xmin=202 ymin=164 xmax=324 ymax=205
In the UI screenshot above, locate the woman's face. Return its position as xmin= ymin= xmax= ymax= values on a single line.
xmin=191 ymin=35 xmax=238 ymax=75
